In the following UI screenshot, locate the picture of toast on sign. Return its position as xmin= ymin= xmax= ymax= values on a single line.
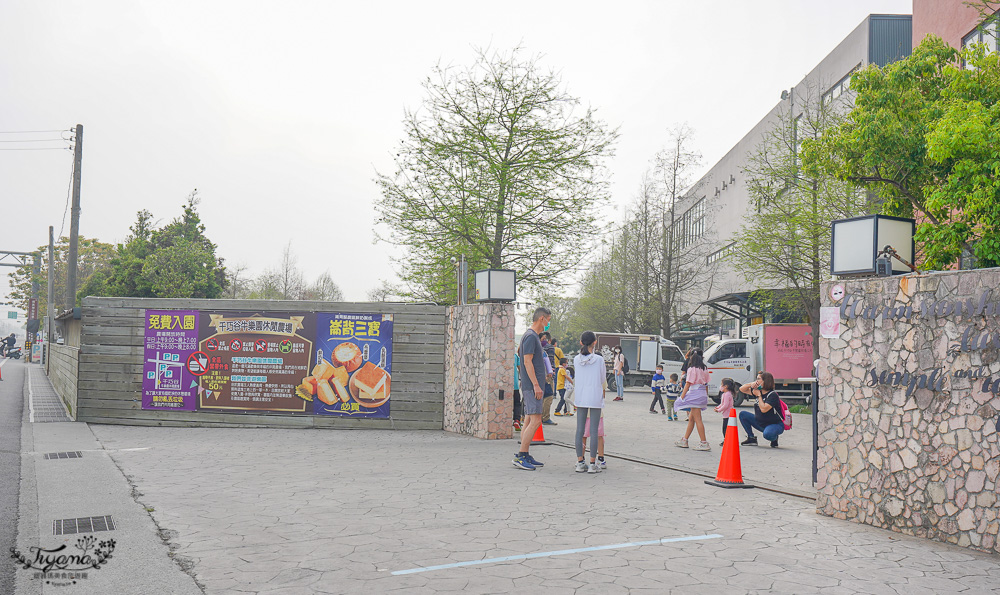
xmin=349 ymin=361 xmax=391 ymax=408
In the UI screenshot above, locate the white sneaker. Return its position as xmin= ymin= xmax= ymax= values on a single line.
xmin=599 ymin=459 xmax=607 ymax=469
xmin=575 ymin=461 xmax=588 ymax=473
xmin=693 ymin=441 xmax=711 ymax=451
xmin=674 ymin=438 xmax=689 ymax=448
xmin=588 ymin=462 xmax=601 ymax=473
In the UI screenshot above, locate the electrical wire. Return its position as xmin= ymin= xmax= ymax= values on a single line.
xmin=0 ymin=147 xmax=70 ymax=151
xmin=0 ymin=129 xmax=69 ymax=134
xmin=0 ymin=138 xmax=66 ymax=143
xmin=59 ymin=154 xmax=75 ymax=239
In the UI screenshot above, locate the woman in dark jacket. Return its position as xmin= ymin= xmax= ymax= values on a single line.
xmin=738 ymin=371 xmax=785 ymax=448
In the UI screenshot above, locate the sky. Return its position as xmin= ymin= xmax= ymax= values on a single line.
xmin=0 ymin=0 xmax=912 ymax=304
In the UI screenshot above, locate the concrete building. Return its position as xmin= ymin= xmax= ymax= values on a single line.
xmin=669 ymin=14 xmax=912 ymax=340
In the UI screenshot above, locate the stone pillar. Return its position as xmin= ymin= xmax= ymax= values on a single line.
xmin=443 ymin=303 xmax=515 ymax=439
xmin=818 ymin=269 xmax=1000 ymax=555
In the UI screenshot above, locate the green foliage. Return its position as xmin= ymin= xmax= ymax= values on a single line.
xmin=732 ymin=87 xmax=876 ymax=355
xmin=376 ymin=47 xmax=618 ymax=303
xmin=10 ymin=236 xmax=114 ymax=313
xmin=100 ymin=191 xmax=228 ymax=299
xmin=804 ymin=36 xmax=1000 ymax=269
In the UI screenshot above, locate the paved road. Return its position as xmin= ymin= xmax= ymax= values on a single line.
xmin=542 ymin=386 xmax=815 ymax=495
xmin=10 ymin=371 xmax=1000 ymax=594
xmin=88 ymin=423 xmax=1000 ymax=594
xmin=0 ymin=358 xmax=25 ymax=595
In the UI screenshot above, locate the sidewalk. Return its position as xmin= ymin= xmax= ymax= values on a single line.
xmin=10 ymin=364 xmax=1000 ymax=594
xmin=11 ymin=360 xmax=201 ymax=595
xmin=542 ymin=386 xmax=815 ymax=497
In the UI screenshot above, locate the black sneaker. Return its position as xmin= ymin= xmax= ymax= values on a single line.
xmin=741 ymin=437 xmax=758 ymax=446
xmin=770 ymin=440 xmax=779 ymax=448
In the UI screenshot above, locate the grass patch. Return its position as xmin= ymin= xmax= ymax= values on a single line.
xmin=788 ymin=405 xmax=812 ymax=414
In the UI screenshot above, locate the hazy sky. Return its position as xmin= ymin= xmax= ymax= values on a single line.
xmin=0 ymin=0 xmax=911 ymax=303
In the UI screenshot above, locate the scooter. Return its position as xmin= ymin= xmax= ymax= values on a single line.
xmin=5 ymin=346 xmax=21 ymax=359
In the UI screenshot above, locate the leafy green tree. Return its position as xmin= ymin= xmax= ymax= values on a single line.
xmin=10 ymin=236 xmax=114 ymax=313
xmin=732 ymin=87 xmax=876 ymax=356
xmin=804 ymin=36 xmax=1000 ymax=268
xmin=375 ymin=47 xmax=618 ymax=303
xmin=99 ymin=191 xmax=228 ymax=299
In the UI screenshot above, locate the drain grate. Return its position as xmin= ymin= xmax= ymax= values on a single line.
xmin=43 ymin=451 xmax=83 ymax=460
xmin=53 ymin=515 xmax=116 ymax=535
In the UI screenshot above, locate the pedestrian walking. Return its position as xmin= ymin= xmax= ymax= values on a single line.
xmin=649 ymin=365 xmax=666 ymax=414
xmin=554 ymin=359 xmax=573 ymax=416
xmin=540 ymin=333 xmax=557 ymax=426
xmin=673 ymin=349 xmax=711 ymax=451
xmin=664 ymin=373 xmax=681 ymax=421
xmin=564 ymin=366 xmax=576 ymax=414
xmin=513 ymin=307 xmax=552 ymax=471
xmin=574 ymin=331 xmax=606 ymax=474
xmin=612 ymin=346 xmax=625 ymax=401
xmin=513 ymin=348 xmax=522 ymax=431
xmin=715 ymin=377 xmax=736 ymax=446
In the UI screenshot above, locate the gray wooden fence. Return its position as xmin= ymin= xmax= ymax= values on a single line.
xmin=75 ymin=297 xmax=445 ymax=429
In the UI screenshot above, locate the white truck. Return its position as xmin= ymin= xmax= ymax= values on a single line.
xmin=593 ymin=332 xmax=686 ymax=391
xmin=702 ymin=323 xmax=815 ymax=405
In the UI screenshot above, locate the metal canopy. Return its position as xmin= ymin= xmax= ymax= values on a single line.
xmin=701 ymin=291 xmax=768 ymax=336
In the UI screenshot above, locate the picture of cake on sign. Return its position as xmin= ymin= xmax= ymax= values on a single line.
xmin=309 ymin=313 xmax=394 ymax=418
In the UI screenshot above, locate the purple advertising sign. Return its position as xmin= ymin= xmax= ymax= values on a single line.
xmin=142 ymin=310 xmax=201 ymax=411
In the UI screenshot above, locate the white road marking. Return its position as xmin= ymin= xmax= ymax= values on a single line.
xmin=392 ymin=533 xmax=724 ymax=575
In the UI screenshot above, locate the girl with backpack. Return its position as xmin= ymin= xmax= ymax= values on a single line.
xmin=737 ymin=371 xmax=786 ymax=448
xmin=673 ymin=349 xmax=711 ymax=451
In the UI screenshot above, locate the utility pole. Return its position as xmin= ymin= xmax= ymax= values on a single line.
xmin=47 ymin=226 xmax=54 ymax=367
xmin=29 ymin=254 xmax=40 ymax=362
xmin=66 ymin=124 xmax=83 ymax=312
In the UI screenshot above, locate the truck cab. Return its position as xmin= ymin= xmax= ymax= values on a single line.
xmin=704 ymin=339 xmax=755 ymax=402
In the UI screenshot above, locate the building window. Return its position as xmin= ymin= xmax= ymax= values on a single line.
xmin=676 ymin=198 xmax=706 ymax=249
xmin=822 ymin=65 xmax=861 ymax=105
xmin=962 ymin=20 xmax=998 ymax=62
xmin=706 ymin=242 xmax=736 ymax=265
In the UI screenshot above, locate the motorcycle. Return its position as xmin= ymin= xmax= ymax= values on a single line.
xmin=5 ymin=346 xmax=21 ymax=359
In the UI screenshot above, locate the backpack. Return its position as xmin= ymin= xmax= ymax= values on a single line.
xmin=622 ymin=356 xmax=630 ymax=374
xmin=770 ymin=391 xmax=792 ymax=431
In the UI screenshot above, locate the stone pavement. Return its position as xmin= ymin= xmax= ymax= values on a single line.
xmin=88 ymin=423 xmax=1000 ymax=594
xmin=542 ymin=387 xmax=815 ymax=496
xmin=10 ymin=366 xmax=1000 ymax=594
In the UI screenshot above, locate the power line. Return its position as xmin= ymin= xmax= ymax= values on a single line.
xmin=0 ymin=147 xmax=71 ymax=151
xmin=0 ymin=138 xmax=68 ymax=143
xmin=59 ymin=155 xmax=75 ymax=238
xmin=0 ymin=129 xmax=69 ymax=134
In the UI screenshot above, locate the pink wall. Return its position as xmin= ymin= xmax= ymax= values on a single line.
xmin=913 ymin=0 xmax=983 ymax=48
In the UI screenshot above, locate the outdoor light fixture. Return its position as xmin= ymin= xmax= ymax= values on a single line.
xmin=474 ymin=269 xmax=516 ymax=303
xmin=830 ymin=215 xmax=915 ymax=277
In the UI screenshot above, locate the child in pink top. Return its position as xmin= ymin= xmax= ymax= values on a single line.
xmin=715 ymin=378 xmax=736 ymax=446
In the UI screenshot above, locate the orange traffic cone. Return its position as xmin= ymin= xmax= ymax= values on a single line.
xmin=530 ymin=422 xmax=550 ymax=446
xmin=705 ymin=409 xmax=754 ymax=489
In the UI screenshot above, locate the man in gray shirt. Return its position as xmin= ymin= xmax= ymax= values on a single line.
xmin=513 ymin=307 xmax=551 ymax=470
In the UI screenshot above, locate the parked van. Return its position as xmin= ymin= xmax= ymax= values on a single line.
xmin=593 ymin=332 xmax=686 ymax=391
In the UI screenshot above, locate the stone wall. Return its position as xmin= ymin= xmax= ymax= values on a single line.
xmin=818 ymin=269 xmax=1000 ymax=554
xmin=443 ymin=304 xmax=514 ymax=440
